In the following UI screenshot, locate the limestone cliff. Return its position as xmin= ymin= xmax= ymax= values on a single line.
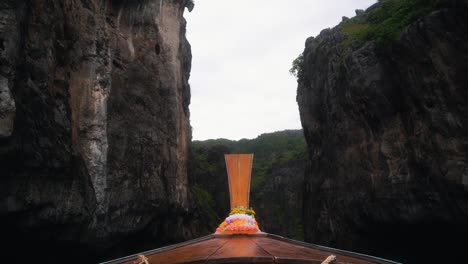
xmin=296 ymin=0 xmax=468 ymax=262
xmin=0 ymin=0 xmax=193 ymax=261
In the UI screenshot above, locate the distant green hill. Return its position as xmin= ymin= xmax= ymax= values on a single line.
xmin=190 ymin=129 xmax=307 ymax=239
xmin=192 ymin=129 xmax=307 ymax=190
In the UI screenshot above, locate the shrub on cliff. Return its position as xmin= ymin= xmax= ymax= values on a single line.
xmin=289 ymin=53 xmax=304 ymax=80
xmin=341 ymin=0 xmax=446 ymax=46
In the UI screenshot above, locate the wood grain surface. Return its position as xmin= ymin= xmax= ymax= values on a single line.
xmin=105 ymin=234 xmax=398 ymax=264
xmin=225 ymin=154 xmax=253 ymax=209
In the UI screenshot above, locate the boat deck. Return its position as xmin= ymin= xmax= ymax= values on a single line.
xmin=102 ymin=233 xmax=399 ymax=264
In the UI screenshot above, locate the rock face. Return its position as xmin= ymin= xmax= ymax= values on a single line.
xmin=253 ymin=157 xmax=305 ymax=240
xmin=0 ymin=75 xmax=15 ymax=138
xmin=297 ymin=1 xmax=468 ymax=262
xmin=0 ymin=0 xmax=193 ymax=261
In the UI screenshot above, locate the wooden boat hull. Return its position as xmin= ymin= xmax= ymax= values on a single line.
xmin=101 ymin=233 xmax=400 ymax=264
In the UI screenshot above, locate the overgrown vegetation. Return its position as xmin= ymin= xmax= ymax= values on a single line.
xmin=193 ymin=185 xmax=220 ymax=224
xmin=289 ymin=53 xmax=304 ymax=80
xmin=341 ymin=0 xmax=445 ymax=46
xmin=193 ymin=130 xmax=307 ymax=192
xmin=290 ymin=0 xmax=446 ymax=80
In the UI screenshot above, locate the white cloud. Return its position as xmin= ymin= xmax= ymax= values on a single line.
xmin=185 ymin=0 xmax=376 ymax=140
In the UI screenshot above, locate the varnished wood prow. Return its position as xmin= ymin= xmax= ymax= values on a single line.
xmin=225 ymin=154 xmax=254 ymax=210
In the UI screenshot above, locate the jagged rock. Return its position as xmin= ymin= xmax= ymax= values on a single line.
xmin=184 ymin=0 xmax=195 ymax=12
xmin=0 ymin=77 xmax=15 ymax=138
xmin=0 ymin=1 xmax=19 ymax=138
xmin=297 ymin=1 xmax=468 ymax=263
xmin=0 ymin=0 xmax=193 ymax=261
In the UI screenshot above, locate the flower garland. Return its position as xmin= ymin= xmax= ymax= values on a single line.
xmin=216 ymin=206 xmax=260 ymax=233
xmin=229 ymin=206 xmax=255 ymax=217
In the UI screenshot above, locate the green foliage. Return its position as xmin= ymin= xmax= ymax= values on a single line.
xmin=291 ymin=217 xmax=304 ymax=241
xmin=340 ymin=0 xmax=445 ymax=47
xmin=193 ymin=186 xmax=219 ymax=224
xmin=289 ymin=53 xmax=305 ymax=80
xmin=275 ymin=147 xmax=307 ymax=166
xmin=192 ymin=130 xmax=307 ymax=193
xmin=250 ymin=165 xmax=268 ymax=190
xmin=341 ymin=23 xmax=370 ymax=46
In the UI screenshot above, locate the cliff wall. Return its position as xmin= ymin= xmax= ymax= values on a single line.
xmin=0 ymin=0 xmax=193 ymax=261
xmin=296 ymin=0 xmax=468 ymax=262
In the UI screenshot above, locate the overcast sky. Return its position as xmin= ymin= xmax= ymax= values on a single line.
xmin=185 ymin=0 xmax=376 ymax=140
